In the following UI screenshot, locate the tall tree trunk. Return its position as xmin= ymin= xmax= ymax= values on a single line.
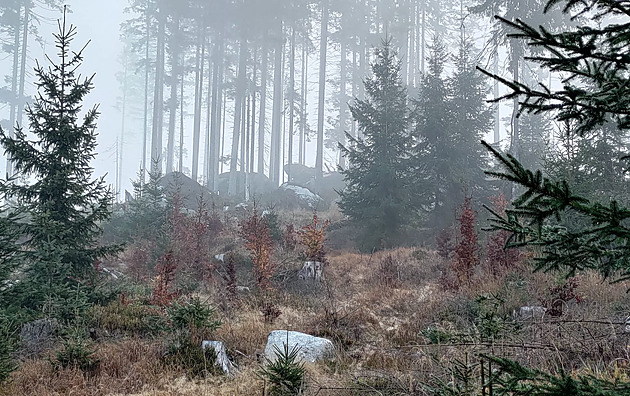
xmin=510 ymin=41 xmax=521 ymax=161
xmin=204 ymin=40 xmax=212 ymax=185
xmin=258 ymin=40 xmax=268 ymax=175
xmin=150 ymin=11 xmax=166 ymax=175
xmin=16 ymin=5 xmax=29 ymax=129
xmin=299 ymin=41 xmax=307 ymax=166
xmin=209 ymin=34 xmax=223 ymax=191
xmin=409 ymin=2 xmax=417 ymax=87
xmin=421 ymin=0 xmax=426 ymax=74
xmin=179 ymin=59 xmax=185 ymax=173
xmin=493 ymin=35 xmax=500 ymax=144
xmin=400 ymin=0 xmax=409 ymax=86
xmin=228 ymin=34 xmax=248 ymax=195
xmin=351 ymin=42 xmax=357 ymax=139
xmin=142 ymin=11 xmax=151 ymax=185
xmin=166 ymin=18 xmax=180 ymax=174
xmin=338 ymin=38 xmax=347 ymax=169
xmin=250 ymin=48 xmax=257 ymax=175
xmin=119 ymin=53 xmax=128 ymax=200
xmin=241 ymin=92 xmax=247 ymax=198
xmin=7 ymin=5 xmax=20 ymax=176
xmin=287 ymin=26 xmax=296 ymax=182
xmin=270 ymin=21 xmax=284 ymax=186
xmin=192 ymin=29 xmax=206 ymax=182
xmin=315 ymin=0 xmax=329 ymax=180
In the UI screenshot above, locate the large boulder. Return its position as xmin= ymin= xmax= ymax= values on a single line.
xmin=285 ymin=163 xmax=316 ymax=185
xmin=216 ymin=171 xmax=275 ymax=197
xmin=279 ymin=183 xmax=323 ymax=209
xmin=158 ymin=172 xmax=216 ymax=211
xmin=264 ymin=330 xmax=334 ymax=363
xmin=20 ymin=318 xmax=59 ymax=357
xmin=202 ymin=340 xmax=237 ymax=375
xmin=305 ymin=172 xmax=345 ymax=203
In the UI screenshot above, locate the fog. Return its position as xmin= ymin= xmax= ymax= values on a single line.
xmin=0 ymin=0 xmax=559 ymax=201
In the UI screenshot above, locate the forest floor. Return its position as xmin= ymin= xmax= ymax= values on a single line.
xmin=3 ymin=208 xmax=630 ymax=395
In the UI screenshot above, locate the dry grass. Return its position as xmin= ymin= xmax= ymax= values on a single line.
xmin=6 ymin=245 xmax=630 ymax=395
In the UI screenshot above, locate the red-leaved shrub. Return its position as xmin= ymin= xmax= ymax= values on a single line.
xmin=451 ymin=196 xmax=479 ymax=288
xmin=239 ymin=205 xmax=275 ymax=291
xmin=298 ymin=213 xmax=330 ymax=264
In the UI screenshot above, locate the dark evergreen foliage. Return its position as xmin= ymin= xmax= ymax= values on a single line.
xmin=483 ymin=354 xmax=630 ymax=395
xmin=479 ymin=0 xmax=630 ymax=282
xmin=0 ymin=13 xmax=121 ymax=320
xmin=413 ymin=37 xmax=492 ymax=229
xmin=339 ymin=38 xmax=417 ymax=251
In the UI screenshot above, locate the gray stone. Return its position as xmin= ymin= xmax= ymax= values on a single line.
xmin=279 ymin=184 xmax=322 ymax=209
xmin=236 ymin=286 xmax=251 ymax=293
xmin=513 ymin=306 xmax=547 ymax=321
xmin=20 ymin=318 xmax=59 ymax=357
xmin=264 ymin=330 xmax=334 ymax=364
xmin=202 ymin=340 xmax=237 ymax=376
xmin=298 ymin=261 xmax=324 ymax=282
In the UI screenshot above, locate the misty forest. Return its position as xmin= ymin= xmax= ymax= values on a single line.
xmin=3 ymin=0 xmax=630 ymax=394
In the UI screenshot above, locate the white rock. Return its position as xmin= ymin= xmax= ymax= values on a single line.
xmin=298 ymin=261 xmax=324 ymax=281
xmin=202 ymin=340 xmax=237 ymax=375
xmin=214 ymin=253 xmax=225 ymax=262
xmin=280 ymin=184 xmax=322 ymax=208
xmin=513 ymin=306 xmax=547 ymax=321
xmin=264 ymin=330 xmax=334 ymax=364
xmin=236 ymin=286 xmax=250 ymax=293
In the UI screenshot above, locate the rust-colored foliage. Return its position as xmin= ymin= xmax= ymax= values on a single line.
xmin=239 ymin=206 xmax=275 ymax=291
xmin=260 ymin=301 xmax=282 ymax=324
xmin=298 ymin=213 xmax=330 ymax=263
xmin=485 ymin=194 xmax=523 ymax=277
xmin=451 ymin=196 xmax=479 ymax=287
xmin=151 ymin=251 xmax=179 ymax=306
xmin=283 ymin=224 xmax=298 ymax=251
xmin=168 ymin=192 xmax=218 ymax=281
xmin=541 ymin=277 xmax=582 ymax=317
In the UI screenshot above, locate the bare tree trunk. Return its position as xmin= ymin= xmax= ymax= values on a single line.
xmin=400 ymin=0 xmax=409 ymax=85
xmin=192 ymin=29 xmax=206 ymax=182
xmin=493 ymin=34 xmax=500 ymax=144
xmin=421 ymin=0 xmax=426 ymax=74
xmin=204 ymin=40 xmax=212 ymax=184
xmin=338 ymin=37 xmax=347 ymax=169
xmin=209 ymin=34 xmax=224 ymax=191
xmin=151 ymin=12 xmax=166 ymax=175
xmin=258 ymin=40 xmax=268 ymax=175
xmin=250 ymin=48 xmax=257 ymax=175
xmin=409 ymin=1 xmax=417 ymax=87
xmin=299 ymin=41 xmax=307 ymax=166
xmin=16 ymin=5 xmax=29 ymax=129
xmin=119 ymin=53 xmax=128 ymax=201
xmin=228 ymin=34 xmax=248 ymax=195
xmin=287 ymin=26 xmax=296 ymax=182
xmin=7 ymin=5 xmax=20 ymax=176
xmin=270 ymin=20 xmax=284 ymax=186
xmin=179 ymin=59 xmax=185 ymax=173
xmin=315 ymin=0 xmax=329 ymax=180
xmin=166 ymin=18 xmax=180 ymax=174
xmin=142 ymin=11 xmax=151 ymax=185
xmin=351 ymin=42 xmax=357 ymax=139
xmin=510 ymin=41 xmax=521 ymax=161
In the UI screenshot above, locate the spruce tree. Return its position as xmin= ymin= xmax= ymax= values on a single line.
xmin=339 ymin=38 xmax=416 ymax=251
xmin=479 ymin=0 xmax=630 ymax=282
xmin=0 ymin=12 xmax=120 ymax=320
xmin=413 ymin=37 xmax=492 ymax=229
xmin=413 ymin=38 xmax=450 ymax=229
